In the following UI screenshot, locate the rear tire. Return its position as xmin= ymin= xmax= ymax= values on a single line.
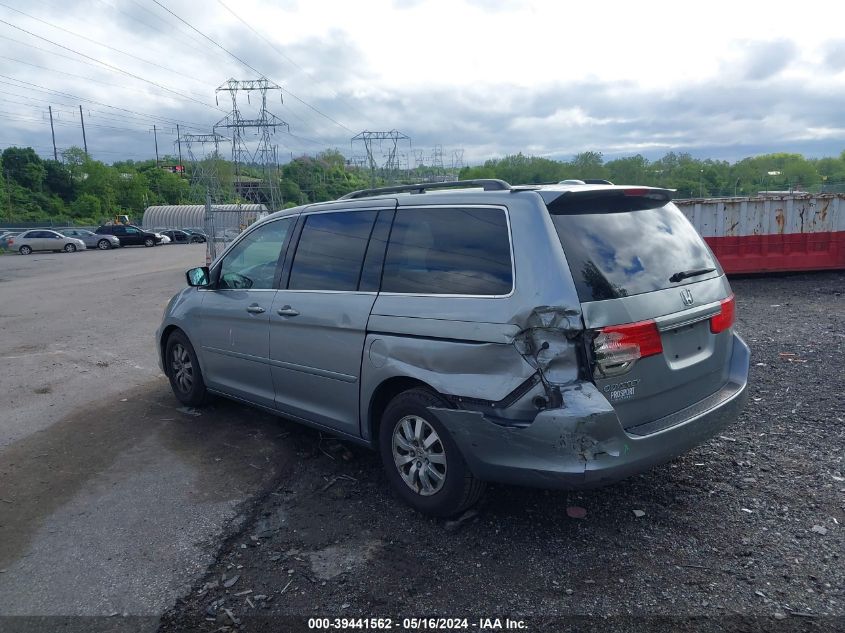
xmin=144 ymin=237 xmax=155 ymax=247
xmin=19 ymin=245 xmax=32 ymax=255
xmin=379 ymin=388 xmax=485 ymax=517
xmin=165 ymin=331 xmax=208 ymax=407
xmin=64 ymin=243 xmax=77 ymax=253
xmin=97 ymin=239 xmax=111 ymax=250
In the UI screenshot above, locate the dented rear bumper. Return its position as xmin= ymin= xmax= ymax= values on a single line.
xmin=432 ymin=333 xmax=750 ymax=489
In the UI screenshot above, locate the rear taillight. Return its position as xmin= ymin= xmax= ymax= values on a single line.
xmin=710 ymin=294 xmax=736 ymax=333
xmin=592 ymin=319 xmax=663 ymax=377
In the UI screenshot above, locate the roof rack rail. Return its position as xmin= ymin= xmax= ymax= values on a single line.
xmin=338 ymin=179 xmax=512 ymax=200
xmin=583 ymin=179 xmax=614 ymax=185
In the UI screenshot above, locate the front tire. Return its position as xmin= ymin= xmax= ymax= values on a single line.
xmin=144 ymin=237 xmax=155 ymax=247
xmin=64 ymin=243 xmax=77 ymax=253
xmin=165 ymin=331 xmax=208 ymax=407
xmin=379 ymin=388 xmax=485 ymax=517
xmin=19 ymin=245 xmax=32 ymax=255
xmin=97 ymin=239 xmax=111 ymax=250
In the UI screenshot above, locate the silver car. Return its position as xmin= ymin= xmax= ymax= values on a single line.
xmin=157 ymin=179 xmax=750 ymax=516
xmin=60 ymin=228 xmax=121 ymax=250
xmin=13 ymin=229 xmax=86 ymax=254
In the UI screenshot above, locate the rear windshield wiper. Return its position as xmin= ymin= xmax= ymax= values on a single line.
xmin=669 ymin=267 xmax=716 ymax=283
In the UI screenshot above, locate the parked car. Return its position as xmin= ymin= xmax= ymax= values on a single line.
xmin=95 ymin=224 xmax=163 ymax=247
xmin=0 ymin=232 xmax=19 ymax=250
xmin=212 ymin=228 xmax=242 ymax=243
xmin=13 ymin=229 xmax=86 ymax=254
xmin=157 ymin=179 xmax=750 ymax=516
xmin=160 ymin=229 xmax=204 ymax=244
xmin=60 ymin=228 xmax=121 ymax=250
xmin=180 ymin=229 xmax=208 ymax=243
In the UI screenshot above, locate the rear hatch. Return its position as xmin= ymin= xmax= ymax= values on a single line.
xmin=544 ymin=187 xmax=736 ymax=433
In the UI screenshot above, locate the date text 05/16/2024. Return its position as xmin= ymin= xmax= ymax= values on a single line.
xmin=307 ymin=618 xmax=527 ymax=630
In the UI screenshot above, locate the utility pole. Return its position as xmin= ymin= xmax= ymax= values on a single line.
xmin=3 ymin=169 xmax=12 ymax=222
xmin=79 ymin=105 xmax=88 ymax=156
xmin=153 ymin=125 xmax=160 ymax=165
xmin=176 ymin=124 xmax=183 ymax=173
xmin=48 ymin=106 xmax=58 ymax=160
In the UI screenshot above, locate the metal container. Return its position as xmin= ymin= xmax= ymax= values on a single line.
xmin=674 ymin=194 xmax=845 ymax=274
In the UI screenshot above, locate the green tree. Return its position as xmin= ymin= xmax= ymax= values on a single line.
xmin=2 ymin=147 xmax=45 ymax=190
xmin=70 ymin=193 xmax=101 ymax=219
xmin=570 ymin=151 xmax=608 ymax=180
xmin=606 ymin=154 xmax=649 ymax=185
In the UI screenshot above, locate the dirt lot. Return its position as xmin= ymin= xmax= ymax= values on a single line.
xmin=0 ymin=245 xmax=293 ymax=624
xmin=157 ymin=271 xmax=845 ymax=632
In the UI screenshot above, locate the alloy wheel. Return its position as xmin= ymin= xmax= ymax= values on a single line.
xmin=170 ymin=343 xmax=193 ymax=394
xmin=392 ymin=415 xmax=447 ymax=496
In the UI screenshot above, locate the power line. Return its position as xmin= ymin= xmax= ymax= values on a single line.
xmin=150 ymin=0 xmax=354 ymax=134
xmin=97 ymin=0 xmax=240 ymax=70
xmin=0 ymin=75 xmax=210 ymax=130
xmin=216 ymin=0 xmax=368 ymax=122
xmin=0 ymin=17 xmax=222 ymax=113
xmin=0 ymin=89 xmax=205 ymax=135
xmin=150 ymin=0 xmax=265 ymax=76
xmin=0 ymin=2 xmax=212 ymax=93
xmin=0 ymin=92 xmax=201 ymax=133
xmin=0 ymin=53 xmax=143 ymax=92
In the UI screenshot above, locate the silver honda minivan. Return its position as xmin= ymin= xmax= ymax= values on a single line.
xmin=156 ymin=180 xmax=749 ymax=516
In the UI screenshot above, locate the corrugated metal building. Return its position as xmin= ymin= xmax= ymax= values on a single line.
xmin=141 ymin=204 xmax=268 ymax=231
xmin=675 ymin=193 xmax=844 ymax=273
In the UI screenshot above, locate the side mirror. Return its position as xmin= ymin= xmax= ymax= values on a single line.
xmin=186 ymin=266 xmax=211 ymax=287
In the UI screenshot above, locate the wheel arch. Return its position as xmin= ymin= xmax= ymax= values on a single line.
xmin=367 ymin=376 xmax=439 ymax=447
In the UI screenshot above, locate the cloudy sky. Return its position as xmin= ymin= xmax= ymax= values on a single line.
xmin=1 ymin=0 xmax=844 ymax=166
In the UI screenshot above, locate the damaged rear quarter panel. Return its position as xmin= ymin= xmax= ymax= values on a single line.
xmin=360 ymin=193 xmax=588 ymax=440
xmin=429 ymin=383 xmax=624 ymax=487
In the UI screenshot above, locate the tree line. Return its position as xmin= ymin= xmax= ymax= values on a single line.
xmin=2 ymin=145 xmax=844 ymax=226
xmin=459 ymin=150 xmax=845 ymax=198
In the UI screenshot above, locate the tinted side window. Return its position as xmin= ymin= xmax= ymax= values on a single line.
xmin=381 ymin=207 xmax=512 ymax=296
xmin=288 ymin=211 xmax=377 ymax=291
xmin=218 ymin=218 xmax=293 ymax=290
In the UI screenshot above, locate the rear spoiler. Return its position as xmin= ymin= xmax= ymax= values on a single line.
xmin=542 ymin=187 xmax=675 ymax=214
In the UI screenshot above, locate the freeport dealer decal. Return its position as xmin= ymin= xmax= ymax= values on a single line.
xmin=604 ymin=379 xmax=640 ymax=402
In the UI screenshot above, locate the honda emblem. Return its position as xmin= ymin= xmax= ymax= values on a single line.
xmin=680 ymin=288 xmax=694 ymax=306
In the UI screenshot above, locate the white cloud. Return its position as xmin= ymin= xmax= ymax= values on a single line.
xmin=0 ymin=0 xmax=843 ymax=163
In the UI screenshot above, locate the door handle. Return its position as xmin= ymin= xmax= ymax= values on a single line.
xmin=246 ymin=304 xmax=266 ymax=314
xmin=276 ymin=306 xmax=300 ymax=317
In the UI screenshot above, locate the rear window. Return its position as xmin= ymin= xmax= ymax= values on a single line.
xmin=550 ymin=203 xmax=721 ymax=302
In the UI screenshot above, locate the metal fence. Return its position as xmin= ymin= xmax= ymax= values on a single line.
xmin=203 ymin=206 xmax=268 ymax=262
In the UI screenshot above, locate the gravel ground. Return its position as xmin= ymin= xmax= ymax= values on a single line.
xmin=160 ymin=272 xmax=844 ymax=632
